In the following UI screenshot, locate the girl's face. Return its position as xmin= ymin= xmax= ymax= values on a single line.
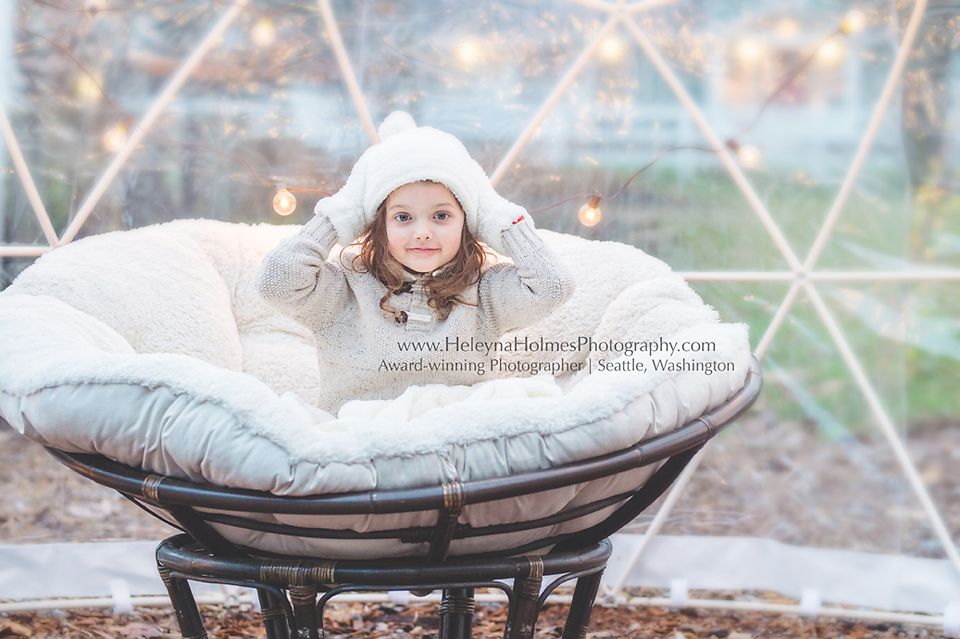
xmin=384 ymin=181 xmax=465 ymax=274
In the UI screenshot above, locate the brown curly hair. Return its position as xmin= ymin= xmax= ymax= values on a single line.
xmin=347 ymin=198 xmax=492 ymax=322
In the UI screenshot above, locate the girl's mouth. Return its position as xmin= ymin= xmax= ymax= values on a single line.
xmin=408 ymin=247 xmax=439 ymax=254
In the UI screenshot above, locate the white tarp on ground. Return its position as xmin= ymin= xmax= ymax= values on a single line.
xmin=1 ymin=535 xmax=958 ymax=614
xmin=0 ymin=540 xmax=220 ymax=601
xmin=606 ymin=534 xmax=960 ymax=615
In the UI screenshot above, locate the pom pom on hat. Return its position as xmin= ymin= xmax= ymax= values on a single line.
xmin=316 ymin=111 xmax=527 ymax=254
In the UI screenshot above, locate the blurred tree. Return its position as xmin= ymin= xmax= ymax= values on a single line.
xmin=902 ymin=1 xmax=959 ymax=260
xmin=902 ymin=1 xmax=956 ymax=187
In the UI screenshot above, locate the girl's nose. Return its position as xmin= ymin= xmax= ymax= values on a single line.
xmin=414 ymin=221 xmax=432 ymax=240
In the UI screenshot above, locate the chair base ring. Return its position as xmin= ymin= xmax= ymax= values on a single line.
xmin=156 ymin=534 xmax=612 ymax=639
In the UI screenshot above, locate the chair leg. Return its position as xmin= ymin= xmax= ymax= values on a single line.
xmin=503 ymin=575 xmax=543 ymax=639
xmin=289 ymin=584 xmax=320 ymax=639
xmin=439 ymin=587 xmax=475 ymax=639
xmin=158 ymin=565 xmax=208 ymax=639
xmin=315 ymin=589 xmax=338 ymax=639
xmin=258 ymin=588 xmax=292 ymax=639
xmin=560 ymin=570 xmax=605 ymax=639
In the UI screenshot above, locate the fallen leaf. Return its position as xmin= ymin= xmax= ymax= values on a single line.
xmin=0 ymin=620 xmax=32 ymax=637
xmin=114 ymin=622 xmax=163 ymax=639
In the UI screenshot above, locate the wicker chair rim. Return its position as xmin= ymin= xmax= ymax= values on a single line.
xmin=47 ymin=357 xmax=761 ymax=517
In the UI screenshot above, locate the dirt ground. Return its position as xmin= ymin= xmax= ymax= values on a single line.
xmin=1 ymin=412 xmax=957 ymax=637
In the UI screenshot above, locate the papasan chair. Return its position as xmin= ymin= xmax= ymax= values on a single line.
xmin=0 ymin=218 xmax=761 ymax=639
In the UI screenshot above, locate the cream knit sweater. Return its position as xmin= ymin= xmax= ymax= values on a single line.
xmin=257 ymin=213 xmax=575 ymax=412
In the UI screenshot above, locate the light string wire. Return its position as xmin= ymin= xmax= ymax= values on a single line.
xmin=728 ymin=26 xmax=844 ymax=144
xmin=529 ymin=22 xmax=852 ymax=215
xmin=17 ymin=11 xmax=331 ymax=198
xmin=15 ymin=5 xmax=861 ymax=213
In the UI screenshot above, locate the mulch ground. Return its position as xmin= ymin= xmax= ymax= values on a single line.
xmin=0 ymin=600 xmax=944 ymax=639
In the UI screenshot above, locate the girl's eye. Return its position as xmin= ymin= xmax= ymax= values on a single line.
xmin=394 ymin=213 xmax=410 ymax=222
xmin=435 ymin=211 xmax=450 ymax=220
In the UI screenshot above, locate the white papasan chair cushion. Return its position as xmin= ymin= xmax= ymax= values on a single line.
xmin=0 ymin=219 xmax=751 ymax=558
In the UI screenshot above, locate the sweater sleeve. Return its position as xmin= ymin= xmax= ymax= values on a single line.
xmin=478 ymin=217 xmax=575 ymax=336
xmin=257 ymin=213 xmax=353 ymax=331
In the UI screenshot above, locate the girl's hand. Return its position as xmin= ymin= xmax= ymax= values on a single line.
xmin=314 ymin=152 xmax=373 ymax=246
xmin=315 ymin=197 xmax=364 ymax=246
xmin=476 ymin=186 xmax=530 ymax=254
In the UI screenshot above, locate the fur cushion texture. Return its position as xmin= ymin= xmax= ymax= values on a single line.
xmin=0 ymin=219 xmax=752 ymax=557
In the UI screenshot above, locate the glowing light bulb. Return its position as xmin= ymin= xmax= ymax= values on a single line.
xmin=842 ymin=9 xmax=867 ymax=35
xmin=102 ymin=125 xmax=127 ymax=152
xmin=455 ymin=38 xmax=483 ymax=68
xmin=735 ymin=39 xmax=764 ymax=66
xmin=578 ymin=194 xmax=602 ymax=227
xmin=273 ymin=186 xmax=297 ymax=216
xmin=816 ymin=37 xmax=845 ymax=67
xmin=251 ymin=19 xmax=276 ymax=47
xmin=738 ymin=145 xmax=761 ymax=168
xmin=598 ymin=34 xmax=627 ymax=64
xmin=726 ymin=140 xmax=761 ymax=168
xmin=75 ymin=74 xmax=102 ymax=104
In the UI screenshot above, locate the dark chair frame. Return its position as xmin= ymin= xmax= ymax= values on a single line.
xmin=48 ymin=358 xmax=761 ymax=639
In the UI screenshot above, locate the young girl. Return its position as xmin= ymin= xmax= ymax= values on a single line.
xmin=258 ymin=112 xmax=574 ymax=413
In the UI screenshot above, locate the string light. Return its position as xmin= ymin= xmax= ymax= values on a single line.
xmin=455 ymin=38 xmax=484 ymax=68
xmin=598 ymin=34 xmax=628 ymax=64
xmin=725 ymin=140 xmax=761 ymax=168
xmin=578 ymin=193 xmax=602 ymax=227
xmin=841 ymin=9 xmax=867 ymax=35
xmin=535 ymin=17 xmax=854 ymax=222
xmin=273 ymin=185 xmax=297 ymax=216
xmin=816 ymin=36 xmax=845 ymax=67
xmin=20 ymin=8 xmax=864 ymax=227
xmin=19 ymin=25 xmax=333 ymax=215
xmin=102 ymin=124 xmax=127 ymax=152
xmin=251 ymin=19 xmax=276 ymax=47
xmin=75 ymin=74 xmax=102 ymax=103
xmin=735 ymin=39 xmax=765 ymax=67
xmin=737 ymin=145 xmax=762 ymax=168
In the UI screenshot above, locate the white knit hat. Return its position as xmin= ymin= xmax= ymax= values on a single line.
xmin=317 ymin=111 xmax=527 ymax=254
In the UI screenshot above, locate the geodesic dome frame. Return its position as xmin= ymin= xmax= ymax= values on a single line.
xmin=1 ymin=0 xmax=959 ymax=627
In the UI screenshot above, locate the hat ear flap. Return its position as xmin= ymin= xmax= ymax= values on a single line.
xmin=377 ymin=111 xmax=417 ymax=140
xmin=316 ymin=150 xmax=373 ymax=246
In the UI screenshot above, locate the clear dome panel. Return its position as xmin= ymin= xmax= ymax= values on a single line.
xmin=0 ymin=169 xmax=45 ymax=248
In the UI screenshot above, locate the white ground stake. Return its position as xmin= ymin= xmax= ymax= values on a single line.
xmin=799 ymin=589 xmax=821 ymax=618
xmin=669 ymin=579 xmax=689 ymax=609
xmin=943 ymin=602 xmax=960 ymax=637
xmin=109 ymin=579 xmax=133 ymax=615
